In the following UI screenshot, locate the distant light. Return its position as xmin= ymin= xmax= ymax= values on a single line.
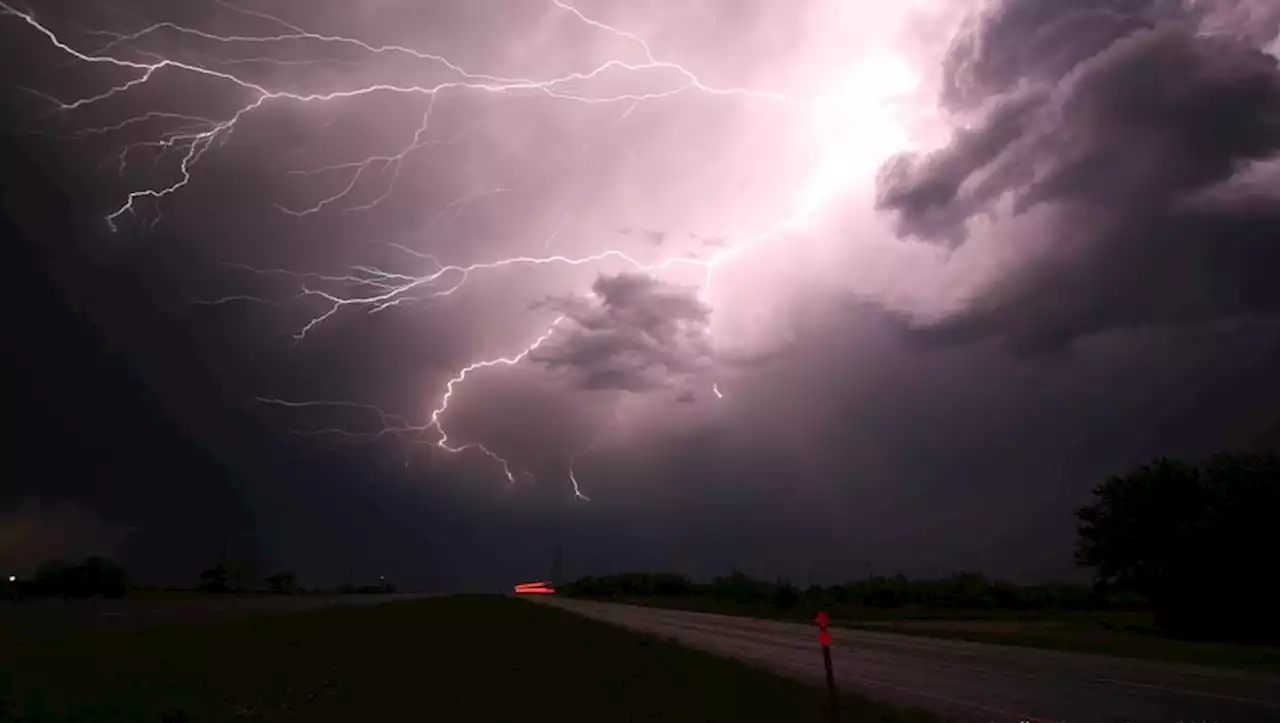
xmin=7 ymin=575 xmax=14 ymax=582
xmin=514 ymin=580 xmax=556 ymax=595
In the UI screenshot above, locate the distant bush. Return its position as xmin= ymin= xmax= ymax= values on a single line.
xmin=29 ymin=557 xmax=128 ymax=598
xmin=569 ymin=573 xmax=693 ymax=598
xmin=710 ymin=571 xmax=772 ymax=604
xmin=337 ymin=580 xmax=396 ymax=594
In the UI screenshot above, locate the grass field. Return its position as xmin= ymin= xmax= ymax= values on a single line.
xmin=0 ymin=595 xmax=934 ymax=722
xmin=580 ymin=596 xmax=1280 ymax=673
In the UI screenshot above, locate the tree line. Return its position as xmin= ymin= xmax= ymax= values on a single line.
xmin=566 ymin=451 xmax=1278 ymax=644
xmin=563 ymin=571 xmax=1134 ymax=614
xmin=3 ymin=559 xmax=395 ymax=599
xmin=5 ymin=557 xmax=130 ymax=599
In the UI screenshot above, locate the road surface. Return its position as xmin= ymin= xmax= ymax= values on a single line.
xmin=543 ymin=599 xmax=1280 ymax=723
xmin=1 ymin=593 xmax=436 ymax=641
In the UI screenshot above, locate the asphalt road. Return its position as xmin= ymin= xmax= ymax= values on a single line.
xmin=0 ymin=593 xmax=436 ymax=641
xmin=543 ymin=599 xmax=1280 ymax=723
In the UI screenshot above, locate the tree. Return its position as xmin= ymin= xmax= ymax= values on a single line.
xmin=773 ymin=581 xmax=800 ymax=610
xmin=266 ymin=570 xmax=297 ymax=594
xmin=1076 ymin=452 xmax=1279 ymax=643
xmin=199 ymin=563 xmax=230 ymax=593
xmin=227 ymin=555 xmax=261 ymax=592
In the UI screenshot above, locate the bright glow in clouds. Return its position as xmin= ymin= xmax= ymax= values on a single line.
xmin=1 ymin=0 xmax=965 ymax=501
xmin=794 ymin=54 xmax=921 ymax=225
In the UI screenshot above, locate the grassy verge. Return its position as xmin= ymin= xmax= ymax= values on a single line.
xmin=575 ymin=596 xmax=1280 ymax=673
xmin=0 ymin=595 xmax=934 ymax=722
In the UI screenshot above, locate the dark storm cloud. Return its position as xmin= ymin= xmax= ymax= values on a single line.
xmin=877 ymin=0 xmax=1280 ymax=350
xmin=5 ymin=0 xmax=1279 ymax=595
xmin=940 ymin=0 xmax=1170 ymax=110
xmin=874 ymin=88 xmax=1047 ymax=246
xmin=1190 ymin=0 xmax=1280 ymax=48
xmin=531 ymin=272 xmax=714 ymax=393
xmin=0 ymin=499 xmax=127 ymax=573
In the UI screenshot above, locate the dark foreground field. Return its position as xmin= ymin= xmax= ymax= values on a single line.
xmin=0 ymin=593 xmax=434 ymax=641
xmin=0 ymin=596 xmax=931 ymax=722
xmin=574 ymin=596 xmax=1280 ymax=673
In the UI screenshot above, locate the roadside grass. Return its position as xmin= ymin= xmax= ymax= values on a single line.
xmin=579 ymin=596 xmax=1280 ymax=673
xmin=0 ymin=595 xmax=935 ymax=723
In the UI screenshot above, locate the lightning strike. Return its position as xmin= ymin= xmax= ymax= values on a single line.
xmin=426 ymin=319 xmax=565 ymax=484
xmin=1 ymin=0 xmax=885 ymax=500
xmin=567 ymin=469 xmax=590 ymax=502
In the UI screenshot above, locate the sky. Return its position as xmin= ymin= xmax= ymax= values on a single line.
xmin=2 ymin=0 xmax=1278 ymax=591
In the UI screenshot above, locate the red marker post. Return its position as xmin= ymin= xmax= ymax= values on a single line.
xmin=816 ymin=611 xmax=839 ymax=723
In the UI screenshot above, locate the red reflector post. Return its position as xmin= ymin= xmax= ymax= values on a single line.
xmin=815 ymin=611 xmax=839 ymax=722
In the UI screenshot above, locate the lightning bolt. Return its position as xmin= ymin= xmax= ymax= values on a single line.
xmin=563 ymin=401 xmax=628 ymax=503
xmin=2 ymin=0 xmax=855 ymax=501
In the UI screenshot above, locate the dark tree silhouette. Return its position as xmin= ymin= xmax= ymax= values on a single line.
xmin=266 ymin=570 xmax=297 ymax=594
xmin=772 ymin=581 xmax=800 ymax=610
xmin=562 ymin=571 xmax=1118 ymax=613
xmin=1076 ymin=452 xmax=1279 ymax=643
xmin=199 ymin=562 xmax=230 ymax=593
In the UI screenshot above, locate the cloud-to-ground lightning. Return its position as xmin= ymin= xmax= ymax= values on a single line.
xmin=1 ymin=0 xmax=896 ymax=500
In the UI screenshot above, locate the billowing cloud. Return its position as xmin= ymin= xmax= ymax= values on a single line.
xmin=531 ymin=273 xmax=714 ymax=395
xmin=939 ymin=0 xmax=1167 ymax=111
xmin=5 ymin=0 xmax=1280 ymax=592
xmin=877 ymin=0 xmax=1280 ymax=350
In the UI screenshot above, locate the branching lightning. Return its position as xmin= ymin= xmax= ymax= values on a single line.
xmin=2 ymin=0 xmax=877 ymax=500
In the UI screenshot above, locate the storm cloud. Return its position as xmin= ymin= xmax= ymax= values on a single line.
xmin=3 ymin=0 xmax=1279 ymax=591
xmin=878 ymin=0 xmax=1280 ymax=350
xmin=532 ymin=273 xmax=714 ymax=394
